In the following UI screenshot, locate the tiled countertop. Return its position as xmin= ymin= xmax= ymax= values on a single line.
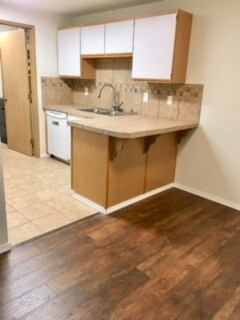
xmin=44 ymin=104 xmax=198 ymax=139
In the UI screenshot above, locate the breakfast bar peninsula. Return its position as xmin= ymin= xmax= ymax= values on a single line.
xmin=67 ymin=113 xmax=198 ymax=214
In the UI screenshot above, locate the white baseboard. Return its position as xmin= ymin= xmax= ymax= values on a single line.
xmin=73 ymin=183 xmax=174 ymax=214
xmin=105 ymin=184 xmax=174 ymax=214
xmin=0 ymin=243 xmax=11 ymax=254
xmin=40 ymin=152 xmax=50 ymax=158
xmin=72 ymin=193 xmax=105 ymax=213
xmin=174 ymin=183 xmax=240 ymax=211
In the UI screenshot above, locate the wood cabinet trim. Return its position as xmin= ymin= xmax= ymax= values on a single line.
xmin=81 ymin=53 xmax=132 ymax=59
xmin=171 ymin=10 xmax=193 ymax=83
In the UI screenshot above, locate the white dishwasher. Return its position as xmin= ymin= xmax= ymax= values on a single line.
xmin=46 ymin=110 xmax=69 ymax=162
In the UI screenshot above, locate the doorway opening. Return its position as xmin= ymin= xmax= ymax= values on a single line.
xmin=0 ymin=20 xmax=40 ymax=248
xmin=0 ymin=20 xmax=40 ymax=157
xmin=0 ymin=20 xmax=97 ymax=248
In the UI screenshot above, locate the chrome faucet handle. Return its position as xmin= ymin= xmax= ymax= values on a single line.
xmin=97 ymin=83 xmax=124 ymax=111
xmin=113 ymin=101 xmax=123 ymax=111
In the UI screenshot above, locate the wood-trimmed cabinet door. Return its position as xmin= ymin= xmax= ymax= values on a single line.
xmin=105 ymin=20 xmax=134 ymax=55
xmin=58 ymin=28 xmax=81 ymax=77
xmin=132 ymin=10 xmax=192 ymax=83
xmin=81 ymin=25 xmax=105 ymax=56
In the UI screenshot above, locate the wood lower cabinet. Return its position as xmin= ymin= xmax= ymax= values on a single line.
xmin=145 ymin=133 xmax=177 ymax=192
xmin=71 ymin=129 xmax=109 ymax=206
xmin=72 ymin=128 xmax=178 ymax=209
xmin=107 ymin=137 xmax=146 ymax=207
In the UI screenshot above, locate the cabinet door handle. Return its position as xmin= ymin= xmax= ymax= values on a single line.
xmin=52 ymin=121 xmax=59 ymax=126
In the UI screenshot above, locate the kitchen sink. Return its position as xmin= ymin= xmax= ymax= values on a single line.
xmin=77 ymin=107 xmax=136 ymax=116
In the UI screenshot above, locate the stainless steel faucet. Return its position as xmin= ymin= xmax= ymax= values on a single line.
xmin=97 ymin=83 xmax=123 ymax=111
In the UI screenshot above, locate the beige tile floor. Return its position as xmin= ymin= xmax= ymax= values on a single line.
xmin=1 ymin=143 xmax=97 ymax=245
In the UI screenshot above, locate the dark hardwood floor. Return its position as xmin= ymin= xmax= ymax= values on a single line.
xmin=0 ymin=188 xmax=240 ymax=320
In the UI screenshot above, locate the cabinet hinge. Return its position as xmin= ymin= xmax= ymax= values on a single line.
xmin=30 ymin=139 xmax=34 ymax=148
xmin=28 ymin=91 xmax=32 ymax=103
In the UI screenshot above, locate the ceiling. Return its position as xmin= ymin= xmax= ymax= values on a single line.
xmin=0 ymin=0 xmax=164 ymax=16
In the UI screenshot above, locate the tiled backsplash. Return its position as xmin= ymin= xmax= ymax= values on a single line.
xmin=42 ymin=58 xmax=203 ymax=122
xmin=41 ymin=77 xmax=73 ymax=106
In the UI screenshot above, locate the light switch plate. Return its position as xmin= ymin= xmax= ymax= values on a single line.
xmin=143 ymin=92 xmax=148 ymax=103
xmin=167 ymin=96 xmax=173 ymax=105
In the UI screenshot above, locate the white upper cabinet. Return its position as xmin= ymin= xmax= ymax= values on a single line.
xmin=105 ymin=20 xmax=134 ymax=54
xmin=81 ymin=25 xmax=105 ymax=55
xmin=132 ymin=11 xmax=192 ymax=83
xmin=81 ymin=20 xmax=134 ymax=55
xmin=58 ymin=10 xmax=192 ymax=82
xmin=58 ymin=28 xmax=81 ymax=77
xmin=132 ymin=14 xmax=177 ymax=81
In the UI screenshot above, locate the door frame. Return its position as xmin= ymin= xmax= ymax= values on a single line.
xmin=0 ymin=19 xmax=40 ymax=157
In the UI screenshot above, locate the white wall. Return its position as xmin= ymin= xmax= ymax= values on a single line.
xmin=0 ymin=3 xmax=71 ymax=153
xmin=73 ymin=0 xmax=240 ymax=207
xmin=173 ymin=0 xmax=240 ymax=208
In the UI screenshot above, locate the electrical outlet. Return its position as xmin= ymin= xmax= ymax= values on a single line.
xmin=84 ymin=87 xmax=89 ymax=96
xmin=143 ymin=92 xmax=148 ymax=103
xmin=167 ymin=95 xmax=173 ymax=105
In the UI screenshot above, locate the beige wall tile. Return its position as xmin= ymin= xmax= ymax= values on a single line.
xmin=41 ymin=66 xmax=203 ymax=121
xmin=113 ymin=61 xmax=128 ymax=84
xmin=178 ymin=96 xmax=202 ymax=122
xmin=96 ymin=59 xmax=114 ymax=83
xmin=159 ymin=95 xmax=179 ymax=120
xmin=41 ymin=77 xmax=74 ymax=106
xmin=125 ymin=92 xmax=142 ymax=114
xmin=74 ymin=87 xmax=99 ymax=107
xmin=141 ymin=93 xmax=159 ymax=117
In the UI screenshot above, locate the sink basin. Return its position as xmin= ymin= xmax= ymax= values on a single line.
xmin=77 ymin=107 xmax=136 ymax=116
